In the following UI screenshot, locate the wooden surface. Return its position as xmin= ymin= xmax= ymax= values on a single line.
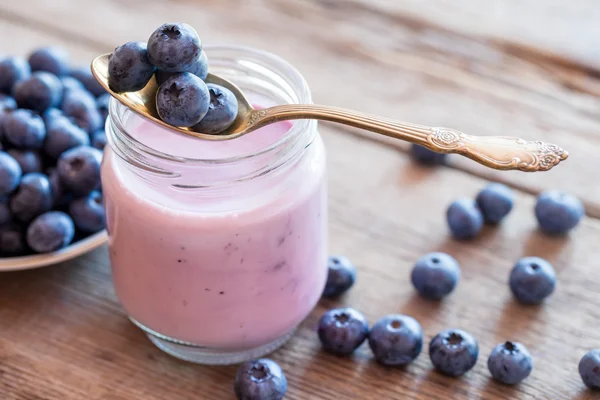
xmin=1 ymin=1 xmax=600 ymax=399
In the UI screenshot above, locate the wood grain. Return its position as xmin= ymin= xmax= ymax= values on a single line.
xmin=0 ymin=2 xmax=599 ymax=399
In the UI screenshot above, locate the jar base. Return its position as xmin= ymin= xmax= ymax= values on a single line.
xmin=130 ymin=317 xmax=295 ymax=365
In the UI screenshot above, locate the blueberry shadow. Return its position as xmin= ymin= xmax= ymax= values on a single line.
xmin=481 ymin=377 xmax=522 ymax=398
xmin=522 ymin=228 xmax=569 ymax=261
xmin=494 ymin=298 xmax=544 ymax=341
xmin=571 ymin=388 xmax=598 ymax=400
xmin=398 ymin=293 xmax=445 ymax=322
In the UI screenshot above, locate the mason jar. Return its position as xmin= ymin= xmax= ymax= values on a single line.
xmin=101 ymin=46 xmax=328 ymax=365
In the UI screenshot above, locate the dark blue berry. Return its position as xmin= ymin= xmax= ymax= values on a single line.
xmin=368 ymin=314 xmax=423 ymax=366
xmin=0 ymin=151 xmax=22 ymax=196
xmin=476 ymin=183 xmax=514 ymax=224
xmin=0 ymin=93 xmax=17 ymax=111
xmin=322 ymin=255 xmax=356 ymax=298
xmin=535 ymin=191 xmax=584 ymax=235
xmin=57 ymin=145 xmax=102 ymax=196
xmin=44 ymin=114 xmax=90 ymax=158
xmin=91 ymin=130 xmax=107 ymax=150
xmin=26 ymin=211 xmax=74 ymax=253
xmin=147 ymin=23 xmax=202 ymax=72
xmin=0 ymin=57 xmax=31 ymax=94
xmin=4 ymin=109 xmax=46 ymax=149
xmin=69 ymin=190 xmax=105 ymax=233
xmin=9 ymin=172 xmax=53 ymax=223
xmin=579 ymin=349 xmax=600 ymax=389
xmin=509 ymin=257 xmax=556 ymax=304
xmin=193 ymin=83 xmax=238 ymax=134
xmin=0 ymin=224 xmax=26 ymax=255
xmin=6 ymin=149 xmax=42 ymax=174
xmin=156 ymin=72 xmax=209 ymax=127
xmin=60 ymin=76 xmax=85 ymax=93
xmin=41 ymin=107 xmax=64 ymax=126
xmin=61 ymin=89 xmax=102 ymax=133
xmin=13 ymin=71 xmax=62 ymax=112
xmin=411 ymin=252 xmax=460 ymax=300
xmin=96 ymin=93 xmax=110 ymax=122
xmin=108 ymin=41 xmax=156 ymax=93
xmin=234 ymin=359 xmax=287 ymax=400
xmin=155 ymin=50 xmax=208 ymax=85
xmin=317 ymin=307 xmax=369 ymax=355
xmin=447 ymin=199 xmax=484 ymax=240
xmin=48 ymin=168 xmax=69 ymax=207
xmin=487 ymin=341 xmax=533 ymax=385
xmin=0 ymin=196 xmax=11 ymax=225
xmin=429 ymin=329 xmax=479 ymax=377
xmin=70 ymin=67 xmax=106 ymax=97
xmin=28 ymin=47 xmax=70 ymax=76
xmin=411 ymin=144 xmax=447 ymax=165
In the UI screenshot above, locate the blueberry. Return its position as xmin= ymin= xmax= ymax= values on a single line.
xmin=0 ymin=93 xmax=17 ymax=111
xmin=147 ymin=23 xmax=202 ymax=72
xmin=6 ymin=149 xmax=43 ymax=174
xmin=429 ymin=329 xmax=479 ymax=377
xmin=447 ymin=198 xmax=484 ymax=240
xmin=48 ymin=168 xmax=69 ymax=207
xmin=60 ymin=76 xmax=85 ymax=93
xmin=193 ymin=84 xmax=239 ymax=134
xmin=26 ymin=211 xmax=74 ymax=253
xmin=61 ymin=89 xmax=102 ymax=133
xmin=28 ymin=46 xmax=70 ymax=76
xmin=96 ymin=93 xmax=110 ymax=122
xmin=155 ymin=50 xmax=209 ymax=85
xmin=0 ymin=196 xmax=11 ymax=225
xmin=3 ymin=109 xmax=46 ymax=149
xmin=317 ymin=307 xmax=369 ymax=355
xmin=108 ymin=41 xmax=156 ymax=93
xmin=9 ymin=172 xmax=53 ymax=223
xmin=0 ymin=224 xmax=26 ymax=255
xmin=0 ymin=57 xmax=31 ymax=94
xmin=368 ymin=314 xmax=423 ymax=366
xmin=41 ymin=107 xmax=64 ymax=126
xmin=57 ymin=146 xmax=102 ymax=196
xmin=91 ymin=130 xmax=107 ymax=150
xmin=535 ymin=191 xmax=584 ymax=235
xmin=411 ymin=144 xmax=447 ymax=165
xmin=0 ymin=151 xmax=22 ymax=195
xmin=476 ymin=183 xmax=514 ymax=224
xmin=411 ymin=252 xmax=460 ymax=300
xmin=156 ymin=72 xmax=209 ymax=127
xmin=234 ymin=359 xmax=287 ymax=400
xmin=322 ymin=255 xmax=356 ymax=298
xmin=509 ymin=257 xmax=556 ymax=304
xmin=487 ymin=341 xmax=533 ymax=385
xmin=70 ymin=67 xmax=106 ymax=97
xmin=69 ymin=191 xmax=105 ymax=233
xmin=13 ymin=71 xmax=62 ymax=112
xmin=579 ymin=349 xmax=600 ymax=389
xmin=44 ymin=114 xmax=90 ymax=158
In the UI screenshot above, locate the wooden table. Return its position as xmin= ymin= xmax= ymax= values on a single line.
xmin=1 ymin=1 xmax=600 ymax=398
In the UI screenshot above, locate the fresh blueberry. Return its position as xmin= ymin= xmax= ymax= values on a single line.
xmin=155 ymin=50 xmax=209 ymax=85
xmin=91 ymin=130 xmax=107 ymax=150
xmin=96 ymin=93 xmax=110 ymax=122
xmin=447 ymin=199 xmax=484 ymax=240
xmin=147 ymin=23 xmax=202 ymax=72
xmin=48 ymin=168 xmax=69 ymax=207
xmin=6 ymin=149 xmax=43 ymax=174
xmin=411 ymin=144 xmax=447 ymax=165
xmin=487 ymin=341 xmax=533 ymax=385
xmin=70 ymin=67 xmax=106 ymax=97
xmin=41 ymin=107 xmax=64 ymax=126
xmin=411 ymin=252 xmax=460 ymax=300
xmin=429 ymin=329 xmax=479 ymax=377
xmin=476 ymin=183 xmax=514 ymax=224
xmin=234 ymin=359 xmax=287 ymax=400
xmin=61 ymin=89 xmax=102 ymax=133
xmin=156 ymin=72 xmax=209 ymax=127
xmin=509 ymin=257 xmax=556 ymax=304
xmin=322 ymin=255 xmax=356 ymax=298
xmin=317 ymin=307 xmax=369 ymax=355
xmin=4 ymin=109 xmax=46 ymax=149
xmin=26 ymin=211 xmax=74 ymax=253
xmin=193 ymin=84 xmax=239 ymax=134
xmin=69 ymin=191 xmax=105 ymax=233
xmin=0 ymin=224 xmax=26 ymax=255
xmin=0 ymin=151 xmax=22 ymax=196
xmin=28 ymin=46 xmax=70 ymax=76
xmin=579 ymin=349 xmax=600 ymax=389
xmin=0 ymin=93 xmax=17 ymax=111
xmin=13 ymin=71 xmax=63 ymax=112
xmin=0 ymin=196 xmax=11 ymax=225
xmin=57 ymin=146 xmax=102 ymax=196
xmin=535 ymin=191 xmax=584 ymax=235
xmin=9 ymin=172 xmax=53 ymax=223
xmin=60 ymin=76 xmax=85 ymax=93
xmin=108 ymin=41 xmax=156 ymax=93
xmin=0 ymin=57 xmax=31 ymax=93
xmin=368 ymin=314 xmax=423 ymax=366
xmin=44 ymin=114 xmax=90 ymax=158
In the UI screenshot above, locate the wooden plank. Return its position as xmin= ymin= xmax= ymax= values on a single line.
xmin=1 ymin=0 xmax=599 ymax=219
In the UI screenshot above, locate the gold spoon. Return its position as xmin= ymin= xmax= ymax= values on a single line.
xmin=91 ymin=53 xmax=567 ymax=172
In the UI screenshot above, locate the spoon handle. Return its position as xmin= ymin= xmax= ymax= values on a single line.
xmin=249 ymin=104 xmax=568 ymax=172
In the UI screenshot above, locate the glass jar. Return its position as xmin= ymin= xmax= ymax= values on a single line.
xmin=101 ymin=46 xmax=328 ymax=365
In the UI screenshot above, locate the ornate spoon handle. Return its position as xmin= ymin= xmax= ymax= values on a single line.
xmin=246 ymin=105 xmax=568 ymax=172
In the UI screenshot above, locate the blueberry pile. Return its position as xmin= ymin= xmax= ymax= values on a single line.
xmin=0 ymin=47 xmax=107 ymax=257
xmin=108 ymin=22 xmax=239 ymax=134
